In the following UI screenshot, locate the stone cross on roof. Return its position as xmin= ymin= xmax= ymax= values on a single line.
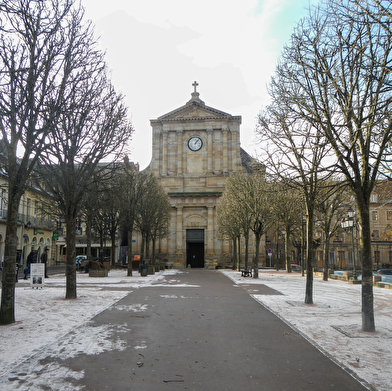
xmin=187 ymin=80 xmax=204 ymax=105
xmin=192 ymin=81 xmax=199 ymax=93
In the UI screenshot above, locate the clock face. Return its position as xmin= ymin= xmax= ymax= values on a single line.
xmin=188 ymin=136 xmax=203 ymax=151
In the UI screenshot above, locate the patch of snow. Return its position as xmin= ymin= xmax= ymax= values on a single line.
xmin=221 ymin=269 xmax=392 ymax=391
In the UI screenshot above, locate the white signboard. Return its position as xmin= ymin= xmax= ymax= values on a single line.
xmin=30 ymin=263 xmax=45 ymax=288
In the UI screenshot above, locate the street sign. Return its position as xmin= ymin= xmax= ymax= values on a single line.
xmin=268 ymin=248 xmax=272 ymax=254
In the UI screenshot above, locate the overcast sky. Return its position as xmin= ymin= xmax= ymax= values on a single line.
xmin=80 ymin=0 xmax=318 ymax=169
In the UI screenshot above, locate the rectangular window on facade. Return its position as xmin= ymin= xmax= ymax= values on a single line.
xmin=387 ymin=211 xmax=392 ymax=220
xmin=338 ymin=251 xmax=345 ymax=267
xmin=329 ymin=251 xmax=335 ymax=265
xmin=0 ymin=189 xmax=6 ymax=218
xmin=34 ymin=200 xmax=39 ymax=223
xmin=374 ymin=250 xmax=380 ymax=264
xmin=372 ymin=211 xmax=378 ymax=221
xmin=316 ymin=251 xmax=323 ymax=268
xmin=371 ymin=194 xmax=377 ymax=202
xmin=372 ymin=230 xmax=379 ymax=240
xmin=76 ymin=218 xmax=82 ymax=235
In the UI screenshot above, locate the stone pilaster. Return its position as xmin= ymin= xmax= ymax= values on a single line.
xmin=162 ymin=127 xmax=168 ymax=176
xmin=207 ymin=125 xmax=213 ymax=174
xmin=176 ymin=127 xmax=183 ymax=175
xmin=206 ymin=206 xmax=215 ymax=256
xmin=222 ymin=125 xmax=228 ymax=174
xmin=176 ymin=206 xmax=183 ymax=254
xmin=231 ymin=127 xmax=241 ymax=171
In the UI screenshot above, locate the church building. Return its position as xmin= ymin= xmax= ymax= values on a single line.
xmin=145 ymin=82 xmax=255 ymax=268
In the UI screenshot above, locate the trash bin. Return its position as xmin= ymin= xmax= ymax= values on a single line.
xmin=140 ymin=264 xmax=148 ymax=276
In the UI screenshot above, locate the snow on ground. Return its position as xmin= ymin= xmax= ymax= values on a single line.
xmin=222 ymin=269 xmax=392 ymax=391
xmin=0 ymin=269 xmax=182 ymax=372
xmin=1 ymin=268 xmax=391 ymax=391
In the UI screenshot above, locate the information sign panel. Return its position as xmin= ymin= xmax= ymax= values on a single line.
xmin=30 ymin=263 xmax=45 ymax=288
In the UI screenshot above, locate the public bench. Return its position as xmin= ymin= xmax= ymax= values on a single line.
xmin=241 ymin=269 xmax=252 ymax=277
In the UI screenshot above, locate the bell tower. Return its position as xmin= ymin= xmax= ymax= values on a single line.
xmin=146 ymin=82 xmax=253 ymax=268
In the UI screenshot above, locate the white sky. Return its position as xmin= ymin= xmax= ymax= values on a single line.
xmin=79 ymin=0 xmax=318 ymax=169
xmin=1 ymin=269 xmax=391 ymax=390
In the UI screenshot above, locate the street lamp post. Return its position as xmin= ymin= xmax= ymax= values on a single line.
xmin=341 ymin=208 xmax=357 ymax=280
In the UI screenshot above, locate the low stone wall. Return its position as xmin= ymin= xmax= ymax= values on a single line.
xmin=374 ymin=281 xmax=392 ymax=289
xmin=330 ymin=271 xmax=353 ymax=281
xmin=89 ymin=269 xmax=108 ymax=277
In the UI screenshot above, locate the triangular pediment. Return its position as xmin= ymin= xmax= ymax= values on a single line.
xmin=158 ymin=102 xmax=233 ymax=122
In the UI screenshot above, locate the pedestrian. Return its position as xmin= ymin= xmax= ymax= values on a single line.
xmin=41 ymin=247 xmax=49 ymax=278
xmin=24 ymin=250 xmax=34 ymax=279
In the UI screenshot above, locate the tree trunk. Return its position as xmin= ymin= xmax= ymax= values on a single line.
xmin=140 ymin=235 xmax=145 ymax=264
xmin=65 ymin=210 xmax=77 ymax=299
xmin=152 ymin=237 xmax=156 ymax=266
xmin=111 ymin=229 xmax=116 ymax=268
xmin=145 ymin=234 xmax=150 ymax=262
xmin=323 ymin=239 xmax=330 ymax=281
xmin=127 ymin=227 xmax=133 ymax=276
xmin=253 ymin=233 xmax=261 ymax=278
xmin=232 ymin=238 xmax=237 ymax=270
xmin=244 ymin=232 xmax=249 ymax=270
xmin=305 ymin=209 xmax=314 ymax=304
xmin=285 ymin=231 xmax=291 ymax=273
xmin=276 ymin=226 xmax=280 ymax=271
xmin=358 ymin=204 xmax=375 ymax=332
xmin=237 ymin=236 xmax=241 ymax=271
xmin=86 ymin=214 xmax=92 ymax=261
xmin=301 ymin=219 xmax=305 ymax=276
xmin=0 ymin=189 xmax=22 ymax=324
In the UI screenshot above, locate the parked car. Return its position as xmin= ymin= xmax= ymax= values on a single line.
xmin=376 ymin=269 xmax=392 ymax=275
xmin=291 ymin=264 xmax=301 ymax=272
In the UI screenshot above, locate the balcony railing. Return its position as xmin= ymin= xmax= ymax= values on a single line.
xmin=17 ymin=213 xmax=55 ymax=231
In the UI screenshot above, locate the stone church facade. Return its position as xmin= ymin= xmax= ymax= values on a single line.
xmin=145 ymin=82 xmax=255 ymax=268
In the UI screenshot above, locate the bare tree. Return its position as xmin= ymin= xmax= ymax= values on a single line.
xmin=37 ymin=16 xmax=133 ymax=299
xmin=217 ymin=173 xmax=271 ymax=277
xmin=217 ymin=192 xmax=242 ymax=270
xmin=120 ymin=161 xmax=145 ymax=277
xmin=314 ymin=180 xmax=350 ymax=281
xmin=0 ymin=0 xmax=84 ymax=324
xmin=89 ymin=185 xmax=120 ymax=267
xmin=149 ymin=191 xmax=171 ymax=266
xmin=269 ymin=183 xmax=304 ymax=273
xmin=260 ymin=0 xmax=392 ymax=331
xmin=258 ymin=102 xmax=334 ymax=304
xmin=222 ymin=175 xmax=252 ymax=271
xmin=135 ymin=174 xmax=171 ymax=266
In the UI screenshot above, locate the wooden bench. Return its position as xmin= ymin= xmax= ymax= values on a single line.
xmin=241 ymin=269 xmax=252 ymax=277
